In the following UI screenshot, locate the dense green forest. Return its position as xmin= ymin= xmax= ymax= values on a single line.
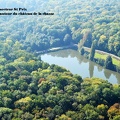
xmin=0 ymin=40 xmax=120 ymax=120
xmin=0 ymin=0 xmax=120 ymax=56
xmin=0 ymin=0 xmax=120 ymax=119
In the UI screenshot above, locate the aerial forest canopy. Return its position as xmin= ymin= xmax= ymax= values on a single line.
xmin=0 ymin=38 xmax=120 ymax=120
xmin=0 ymin=0 xmax=120 ymax=56
xmin=0 ymin=0 xmax=120 ymax=119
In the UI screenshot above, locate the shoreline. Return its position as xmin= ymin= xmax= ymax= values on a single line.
xmin=35 ymin=44 xmax=120 ymax=61
xmin=83 ymin=46 xmax=120 ymax=61
xmin=35 ymin=44 xmax=78 ymax=54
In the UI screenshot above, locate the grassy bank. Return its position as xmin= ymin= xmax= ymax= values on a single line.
xmin=95 ymin=53 xmax=120 ymax=66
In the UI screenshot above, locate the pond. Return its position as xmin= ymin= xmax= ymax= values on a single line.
xmin=41 ymin=49 xmax=120 ymax=84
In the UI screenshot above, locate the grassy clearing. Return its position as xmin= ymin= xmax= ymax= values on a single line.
xmin=112 ymin=59 xmax=120 ymax=66
xmin=95 ymin=52 xmax=120 ymax=66
xmin=95 ymin=53 xmax=107 ymax=60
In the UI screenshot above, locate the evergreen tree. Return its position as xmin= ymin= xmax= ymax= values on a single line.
xmin=80 ymin=48 xmax=85 ymax=55
xmin=105 ymin=55 xmax=114 ymax=70
xmin=89 ymin=40 xmax=97 ymax=61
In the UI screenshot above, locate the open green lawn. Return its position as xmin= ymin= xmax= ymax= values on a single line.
xmin=112 ymin=58 xmax=120 ymax=67
xmin=95 ymin=53 xmax=120 ymax=66
xmin=95 ymin=53 xmax=107 ymax=60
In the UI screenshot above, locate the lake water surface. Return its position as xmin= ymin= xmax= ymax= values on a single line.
xmin=41 ymin=49 xmax=120 ymax=84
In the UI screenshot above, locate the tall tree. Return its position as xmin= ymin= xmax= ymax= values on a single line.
xmin=89 ymin=40 xmax=97 ymax=61
xmin=83 ymin=30 xmax=92 ymax=47
xmin=80 ymin=48 xmax=85 ymax=55
xmin=105 ymin=55 xmax=114 ymax=70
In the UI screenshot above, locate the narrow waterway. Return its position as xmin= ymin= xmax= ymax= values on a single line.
xmin=41 ymin=49 xmax=120 ymax=84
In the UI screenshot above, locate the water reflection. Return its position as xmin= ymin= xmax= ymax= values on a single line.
xmin=41 ymin=49 xmax=120 ymax=84
xmin=104 ymin=69 xmax=111 ymax=80
xmin=89 ymin=61 xmax=94 ymax=78
xmin=116 ymin=74 xmax=120 ymax=84
xmin=97 ymin=66 xmax=103 ymax=72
